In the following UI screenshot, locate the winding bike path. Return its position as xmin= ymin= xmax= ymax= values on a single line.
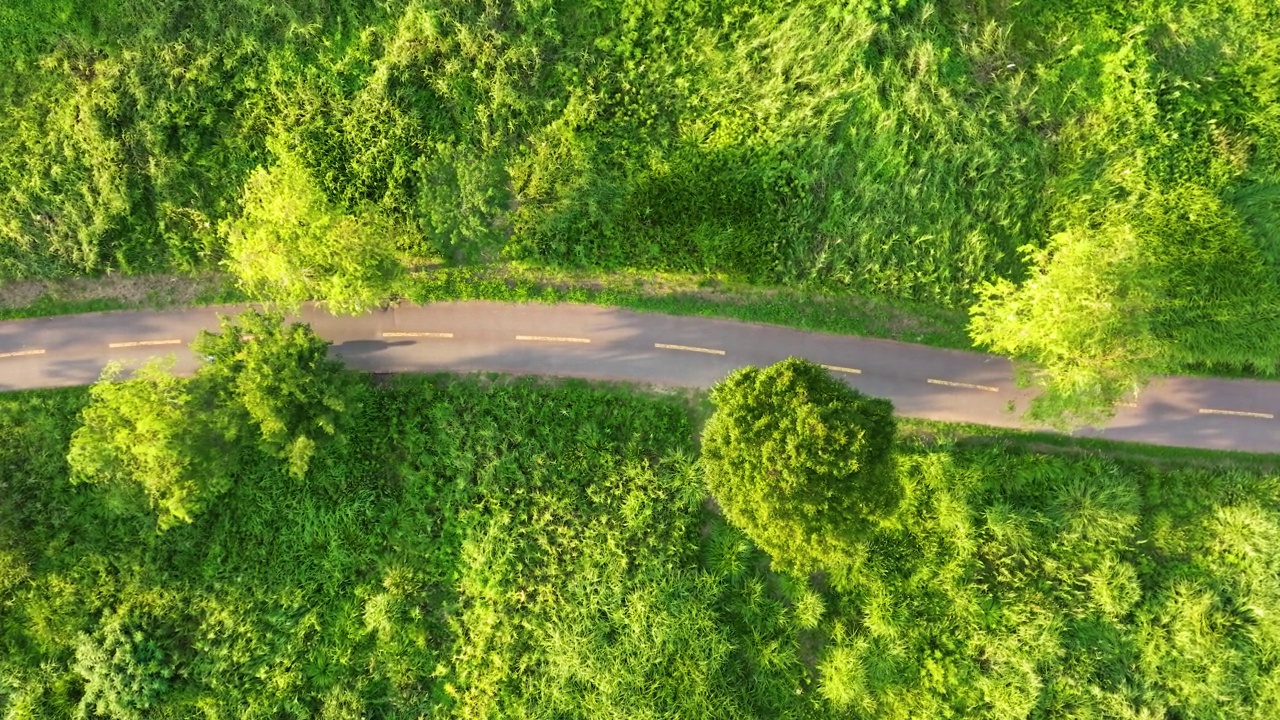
xmin=0 ymin=301 xmax=1276 ymax=453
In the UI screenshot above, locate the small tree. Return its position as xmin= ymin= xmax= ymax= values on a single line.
xmin=67 ymin=360 xmax=238 ymax=530
xmin=74 ymin=599 xmax=185 ymax=720
xmin=69 ymin=312 xmax=352 ymax=529
xmin=222 ymin=139 xmax=402 ymax=314
xmin=701 ymin=358 xmax=899 ymax=578
xmin=192 ymin=310 xmax=351 ymax=479
xmin=971 ymin=185 xmax=1280 ymax=428
xmin=969 ymin=222 xmax=1162 ymax=428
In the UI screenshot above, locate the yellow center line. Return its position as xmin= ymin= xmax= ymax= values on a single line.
xmin=0 ymin=348 xmax=45 ymax=359
xmin=1198 ymin=408 xmax=1274 ymax=420
xmin=516 ymin=335 xmax=591 ymax=344
xmin=654 ymin=343 xmax=725 ymax=356
xmin=927 ymin=378 xmax=999 ymax=393
xmin=821 ymin=364 xmax=862 ymax=375
xmin=382 ymin=332 xmax=454 ymax=338
xmin=108 ymin=339 xmax=183 ymax=349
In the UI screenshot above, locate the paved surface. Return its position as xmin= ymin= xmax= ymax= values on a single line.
xmin=0 ymin=301 xmax=1277 ymax=453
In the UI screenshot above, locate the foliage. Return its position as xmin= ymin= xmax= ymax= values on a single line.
xmin=66 ymin=360 xmax=238 ymax=530
xmin=66 ymin=311 xmax=350 ymax=529
xmin=4 ymin=377 xmax=1280 ymax=717
xmin=222 ymin=142 xmax=403 ymax=314
xmin=74 ymin=596 xmax=186 ymax=720
xmin=972 ymin=186 xmax=1280 ymax=427
xmin=191 ymin=310 xmax=351 ymax=478
xmin=702 ymin=358 xmax=899 ymax=580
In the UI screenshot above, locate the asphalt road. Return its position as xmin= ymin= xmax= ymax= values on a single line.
xmin=0 ymin=301 xmax=1277 ymax=453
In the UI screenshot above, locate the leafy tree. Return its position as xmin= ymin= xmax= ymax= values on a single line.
xmin=222 ymin=140 xmax=403 ymax=315
xmin=192 ymin=310 xmax=352 ymax=479
xmin=66 ymin=360 xmax=238 ymax=530
xmin=701 ymin=358 xmax=899 ymax=579
xmin=969 ymin=221 xmax=1161 ymax=428
xmin=971 ymin=185 xmax=1280 ymax=428
xmin=68 ymin=312 xmax=351 ymax=528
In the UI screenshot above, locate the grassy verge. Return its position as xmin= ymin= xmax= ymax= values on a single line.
xmin=0 ymin=264 xmax=972 ymax=348
xmin=898 ymin=417 xmax=1280 ymax=472
xmin=0 ymin=273 xmax=247 ymax=321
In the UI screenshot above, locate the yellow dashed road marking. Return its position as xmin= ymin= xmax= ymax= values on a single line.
xmin=654 ymin=343 xmax=725 ymax=356
xmin=1199 ymin=408 xmax=1273 ymax=420
xmin=0 ymin=348 xmax=45 ymax=359
xmin=927 ymin=378 xmax=999 ymax=393
xmin=382 ymin=332 xmax=454 ymax=338
xmin=516 ymin=335 xmax=591 ymax=344
xmin=821 ymin=364 xmax=862 ymax=375
xmin=108 ymin=339 xmax=183 ymax=349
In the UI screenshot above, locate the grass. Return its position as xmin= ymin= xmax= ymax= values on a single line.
xmin=2 ymin=0 xmax=1275 ymax=303
xmin=0 ymin=272 xmax=246 ymax=321
xmin=3 ymin=372 xmax=1280 ymax=718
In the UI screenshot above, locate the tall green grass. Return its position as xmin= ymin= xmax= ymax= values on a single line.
xmin=3 ymin=376 xmax=1280 ymax=717
xmin=3 ymin=1 xmax=1275 ymax=305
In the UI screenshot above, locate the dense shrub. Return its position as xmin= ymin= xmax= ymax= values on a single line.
xmin=702 ymin=358 xmax=899 ymax=579
xmin=2 ymin=1 xmax=1274 ymax=301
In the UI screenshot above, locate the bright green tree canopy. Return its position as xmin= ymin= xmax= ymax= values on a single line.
xmin=68 ymin=311 xmax=353 ymax=529
xmin=971 ymin=185 xmax=1280 ymax=428
xmin=192 ymin=310 xmax=351 ymax=479
xmin=67 ymin=360 xmax=238 ymax=530
xmin=222 ymin=141 xmax=403 ymax=315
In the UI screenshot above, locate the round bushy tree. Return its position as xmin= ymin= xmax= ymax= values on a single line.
xmin=702 ymin=358 xmax=899 ymax=577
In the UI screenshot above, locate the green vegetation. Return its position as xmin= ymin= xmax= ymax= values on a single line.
xmin=972 ymin=185 xmax=1280 ymax=424
xmin=190 ymin=311 xmax=354 ymax=477
xmin=5 ymin=347 xmax=1280 ymax=717
xmin=223 ymin=142 xmax=404 ymax=314
xmin=703 ymin=358 xmax=899 ymax=580
xmin=67 ymin=359 xmax=240 ymax=530
xmin=2 ymin=0 xmax=1278 ymax=414
xmin=67 ymin=312 xmax=350 ymax=528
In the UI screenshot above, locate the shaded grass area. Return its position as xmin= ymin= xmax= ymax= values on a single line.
xmin=3 ymin=375 xmax=1280 ymax=717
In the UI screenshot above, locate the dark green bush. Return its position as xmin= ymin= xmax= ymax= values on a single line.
xmin=702 ymin=358 xmax=899 ymax=579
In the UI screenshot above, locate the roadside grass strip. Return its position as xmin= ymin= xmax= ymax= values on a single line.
xmin=1199 ymin=408 xmax=1274 ymax=420
xmin=0 ymin=348 xmax=45 ymax=359
xmin=654 ymin=343 xmax=725 ymax=355
xmin=927 ymin=378 xmax=999 ymax=392
xmin=108 ymin=339 xmax=183 ymax=348
xmin=516 ymin=335 xmax=591 ymax=343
